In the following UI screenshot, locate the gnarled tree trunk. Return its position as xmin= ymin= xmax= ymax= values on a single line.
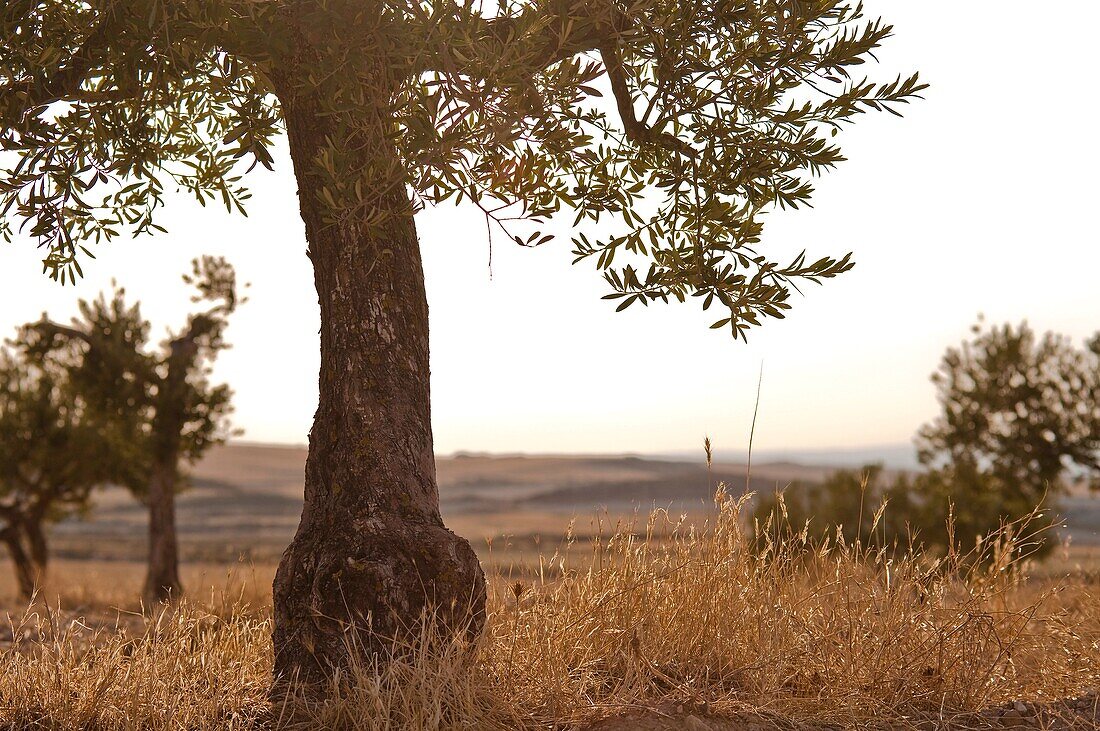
xmin=270 ymin=44 xmax=486 ymax=686
xmin=144 ymin=460 xmax=181 ymax=603
xmin=1 ymin=523 xmax=44 ymax=601
xmin=144 ymin=339 xmax=192 ymax=604
xmin=25 ymin=519 xmax=48 ymax=584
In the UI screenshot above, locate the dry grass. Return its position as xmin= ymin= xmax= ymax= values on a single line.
xmin=0 ymin=560 xmax=276 ymax=612
xmin=0 ymin=490 xmax=1097 ymax=730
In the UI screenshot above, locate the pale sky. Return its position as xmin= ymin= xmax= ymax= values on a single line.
xmin=2 ymin=2 xmax=1098 ymax=458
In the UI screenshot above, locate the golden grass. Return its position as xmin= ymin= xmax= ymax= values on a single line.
xmin=0 ymin=559 xmax=276 ymax=612
xmin=0 ymin=490 xmax=1097 ymax=730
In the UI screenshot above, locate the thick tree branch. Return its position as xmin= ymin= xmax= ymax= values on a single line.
xmin=34 ymin=320 xmax=93 ymax=346
xmin=599 ymin=40 xmax=697 ymax=159
xmin=171 ymin=313 xmax=217 ymax=358
xmin=0 ymin=4 xmax=255 ymax=122
xmin=415 ymin=1 xmax=696 ymax=158
xmin=0 ymin=504 xmax=23 ymax=525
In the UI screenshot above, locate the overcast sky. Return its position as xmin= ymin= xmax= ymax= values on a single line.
xmin=2 ymin=1 xmax=1098 ymax=459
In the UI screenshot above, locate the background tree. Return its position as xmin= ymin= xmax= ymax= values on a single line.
xmin=33 ymin=257 xmax=243 ymax=603
xmin=918 ymin=320 xmax=1100 ymax=504
xmin=0 ymin=338 xmax=116 ymax=599
xmin=751 ymin=463 xmax=1048 ymax=559
xmin=752 ymin=464 xmax=916 ymax=549
xmin=903 ymin=462 xmax=1056 ymax=557
xmin=0 ymin=0 xmax=923 ymax=681
xmin=756 ymin=321 xmax=1099 ymax=558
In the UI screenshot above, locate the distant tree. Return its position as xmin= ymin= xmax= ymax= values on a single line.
xmin=0 ymin=339 xmax=116 ymax=599
xmin=752 ymin=321 xmax=1100 ymax=558
xmin=902 ymin=461 xmax=1057 ymax=557
xmin=1 ymin=0 xmax=924 ymax=680
xmin=752 ymin=461 xmax=1059 ymax=557
xmin=752 ymin=464 xmax=918 ymax=548
xmin=918 ymin=320 xmax=1100 ymax=506
xmin=32 ymin=257 xmax=243 ymax=603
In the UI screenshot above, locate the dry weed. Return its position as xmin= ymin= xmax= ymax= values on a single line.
xmin=0 ymin=489 xmax=1096 ymax=730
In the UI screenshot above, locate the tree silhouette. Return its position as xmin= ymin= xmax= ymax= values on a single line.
xmin=753 ymin=322 xmax=1100 ymax=559
xmin=33 ymin=257 xmax=243 ymax=602
xmin=918 ymin=319 xmax=1100 ymax=524
xmin=0 ymin=337 xmax=116 ymax=599
xmin=1 ymin=0 xmax=923 ymax=681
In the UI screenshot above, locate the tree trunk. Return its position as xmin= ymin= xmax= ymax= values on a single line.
xmin=143 ymin=331 xmax=195 ymax=604
xmin=2 ymin=528 xmax=37 ymax=601
xmin=144 ymin=459 xmax=181 ymax=603
xmin=24 ymin=520 xmax=48 ymax=590
xmin=270 ymin=44 xmax=486 ymax=686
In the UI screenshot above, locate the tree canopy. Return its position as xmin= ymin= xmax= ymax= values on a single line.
xmin=919 ymin=320 xmax=1100 ymax=501
xmin=0 ymin=332 xmax=118 ymax=597
xmin=755 ymin=321 xmax=1100 ymax=560
xmin=2 ymin=0 xmax=923 ymax=336
xmin=30 ymin=258 xmax=241 ymax=493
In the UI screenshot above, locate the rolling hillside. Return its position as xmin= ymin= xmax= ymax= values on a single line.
xmin=48 ymin=443 xmax=1100 ymax=564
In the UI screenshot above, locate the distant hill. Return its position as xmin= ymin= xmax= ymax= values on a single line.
xmin=654 ymin=443 xmax=921 ymax=470
xmin=47 ymin=442 xmax=1099 ymax=563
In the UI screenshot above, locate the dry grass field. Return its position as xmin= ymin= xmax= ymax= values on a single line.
xmin=1 ymin=445 xmax=1098 ymax=729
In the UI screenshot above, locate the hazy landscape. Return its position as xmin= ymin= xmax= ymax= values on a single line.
xmin=47 ymin=443 xmax=1100 ymax=564
xmin=47 ymin=444 xmax=852 ymax=563
xmin=12 ymin=442 xmax=1093 ymax=609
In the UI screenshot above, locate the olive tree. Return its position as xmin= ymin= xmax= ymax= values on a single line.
xmin=919 ymin=320 xmax=1100 ymax=507
xmin=32 ymin=257 xmax=242 ymax=603
xmin=0 ymin=337 xmax=115 ymax=599
xmin=1 ymin=0 xmax=923 ymax=681
xmin=755 ymin=322 xmax=1100 ymax=559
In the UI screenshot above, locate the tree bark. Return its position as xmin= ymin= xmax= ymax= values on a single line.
xmin=144 ymin=340 xmax=192 ymax=604
xmin=2 ymin=528 xmax=37 ymax=601
xmin=270 ymin=46 xmax=486 ymax=686
xmin=144 ymin=459 xmax=181 ymax=603
xmin=24 ymin=520 xmax=48 ymax=588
